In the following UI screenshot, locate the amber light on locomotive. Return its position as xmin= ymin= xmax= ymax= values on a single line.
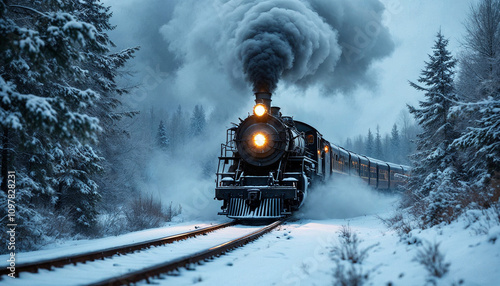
xmin=253 ymin=133 xmax=267 ymax=147
xmin=253 ymin=104 xmax=267 ymax=117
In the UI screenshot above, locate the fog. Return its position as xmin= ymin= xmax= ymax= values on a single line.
xmin=134 ymin=122 xmax=229 ymax=221
xmin=297 ymin=177 xmax=399 ymax=219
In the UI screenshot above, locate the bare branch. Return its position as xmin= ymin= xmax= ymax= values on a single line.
xmin=9 ymin=4 xmax=47 ymax=17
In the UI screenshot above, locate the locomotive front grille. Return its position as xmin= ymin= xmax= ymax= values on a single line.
xmin=227 ymin=198 xmax=283 ymax=219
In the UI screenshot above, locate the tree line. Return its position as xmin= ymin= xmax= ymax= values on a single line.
xmin=156 ymin=105 xmax=207 ymax=152
xmin=343 ymin=113 xmax=419 ymax=166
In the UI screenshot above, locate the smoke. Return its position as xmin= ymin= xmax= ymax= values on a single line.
xmin=235 ymin=1 xmax=340 ymax=92
xmin=161 ymin=0 xmax=394 ymax=96
xmin=297 ymin=176 xmax=399 ymax=219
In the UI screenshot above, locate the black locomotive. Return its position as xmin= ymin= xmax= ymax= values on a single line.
xmin=215 ymin=92 xmax=410 ymax=219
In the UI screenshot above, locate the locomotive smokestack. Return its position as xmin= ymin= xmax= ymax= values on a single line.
xmin=254 ymin=91 xmax=272 ymax=112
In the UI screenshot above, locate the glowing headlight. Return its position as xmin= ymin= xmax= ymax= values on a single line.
xmin=253 ymin=104 xmax=266 ymax=117
xmin=324 ymin=146 xmax=329 ymax=153
xmin=253 ymin=133 xmax=267 ymax=147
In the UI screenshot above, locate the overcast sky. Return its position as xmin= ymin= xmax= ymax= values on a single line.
xmin=105 ymin=0 xmax=477 ymax=144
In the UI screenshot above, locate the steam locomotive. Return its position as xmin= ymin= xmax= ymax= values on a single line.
xmin=215 ymin=92 xmax=411 ymax=219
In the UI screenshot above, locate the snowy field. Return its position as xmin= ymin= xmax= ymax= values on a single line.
xmin=2 ymin=188 xmax=499 ymax=285
xmin=2 ymin=215 xmax=499 ymax=285
xmin=149 ymin=214 xmax=500 ymax=286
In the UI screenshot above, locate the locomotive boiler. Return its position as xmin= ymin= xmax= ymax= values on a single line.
xmin=215 ymin=92 xmax=410 ymax=220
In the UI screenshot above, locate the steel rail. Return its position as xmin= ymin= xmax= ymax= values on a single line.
xmin=0 ymin=222 xmax=235 ymax=277
xmin=88 ymin=220 xmax=283 ymax=286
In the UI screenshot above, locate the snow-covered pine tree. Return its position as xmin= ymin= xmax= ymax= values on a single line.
xmin=406 ymin=31 xmax=464 ymax=226
xmin=169 ymin=105 xmax=188 ymax=150
xmin=189 ymin=104 xmax=206 ymax=137
xmin=53 ymin=143 xmax=104 ymax=233
xmin=365 ymin=129 xmax=374 ymax=157
xmin=354 ymin=135 xmax=364 ymax=155
xmin=375 ymin=125 xmax=383 ymax=159
xmin=398 ymin=109 xmax=418 ymax=165
xmin=452 ymin=0 xmax=500 ymax=206
xmin=156 ymin=120 xmax=170 ymax=150
xmin=452 ymin=98 xmax=500 ymax=195
xmin=0 ymin=0 xmax=137 ymax=243
xmin=390 ymin=124 xmax=401 ymax=163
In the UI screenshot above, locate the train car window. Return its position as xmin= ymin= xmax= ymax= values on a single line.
xmin=360 ymin=164 xmax=368 ymax=177
xmin=307 ymin=134 xmax=314 ymax=145
xmin=379 ymin=170 xmax=387 ymax=180
xmin=370 ymin=166 xmax=377 ymax=177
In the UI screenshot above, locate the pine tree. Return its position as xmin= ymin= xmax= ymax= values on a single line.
xmin=344 ymin=138 xmax=353 ymax=151
xmin=365 ymin=129 xmax=374 ymax=157
xmin=390 ymin=124 xmax=401 ymax=163
xmin=169 ymin=105 xmax=187 ymax=150
xmin=53 ymin=143 xmax=103 ymax=233
xmin=189 ymin=104 xmax=206 ymax=137
xmin=406 ymin=31 xmax=462 ymax=226
xmin=453 ymin=98 xmax=500 ymax=181
xmin=157 ymin=120 xmax=170 ymax=150
xmin=398 ymin=109 xmax=418 ymax=165
xmin=354 ymin=135 xmax=364 ymax=155
xmin=374 ymin=125 xmax=383 ymax=159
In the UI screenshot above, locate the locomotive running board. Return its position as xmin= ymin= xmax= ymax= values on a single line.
xmin=226 ymin=198 xmax=283 ymax=219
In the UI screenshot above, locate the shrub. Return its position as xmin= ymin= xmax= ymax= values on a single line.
xmin=414 ymin=241 xmax=450 ymax=278
xmin=378 ymin=212 xmax=416 ymax=237
xmin=124 ymin=195 xmax=181 ymax=231
xmin=331 ymin=225 xmax=378 ymax=286
xmin=332 ymin=225 xmax=375 ymax=264
xmin=333 ymin=263 xmax=369 ymax=286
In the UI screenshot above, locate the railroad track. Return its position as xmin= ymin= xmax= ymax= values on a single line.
xmin=1 ymin=220 xmax=283 ymax=285
xmin=0 ymin=222 xmax=235 ymax=277
xmin=89 ymin=220 xmax=283 ymax=286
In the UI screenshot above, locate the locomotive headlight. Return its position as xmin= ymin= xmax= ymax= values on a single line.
xmin=253 ymin=133 xmax=267 ymax=147
xmin=253 ymin=104 xmax=266 ymax=117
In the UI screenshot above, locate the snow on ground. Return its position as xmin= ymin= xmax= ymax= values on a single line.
xmin=1 ymin=211 xmax=499 ymax=285
xmin=1 ymin=178 xmax=499 ymax=285
xmin=141 ymin=214 xmax=500 ymax=286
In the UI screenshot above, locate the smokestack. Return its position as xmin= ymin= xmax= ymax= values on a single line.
xmin=254 ymin=91 xmax=272 ymax=112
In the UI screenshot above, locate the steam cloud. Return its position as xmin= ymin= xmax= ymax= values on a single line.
xmin=161 ymin=0 xmax=394 ymax=95
xmin=298 ymin=176 xmax=399 ymax=219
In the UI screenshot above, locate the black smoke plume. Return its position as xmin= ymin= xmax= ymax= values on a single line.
xmin=236 ymin=1 xmax=340 ymax=92
xmin=161 ymin=0 xmax=394 ymax=98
